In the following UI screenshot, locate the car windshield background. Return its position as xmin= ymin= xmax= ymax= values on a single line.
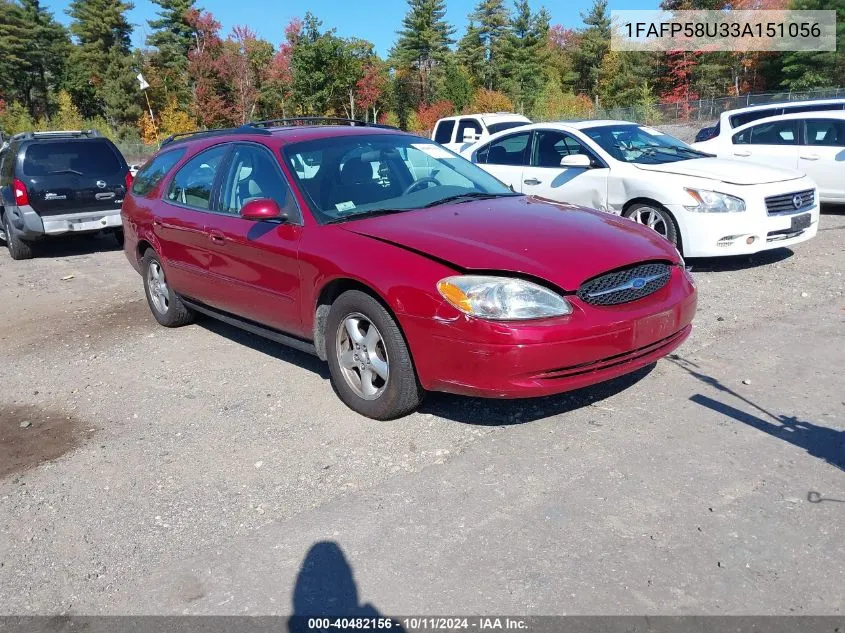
xmin=486 ymin=121 xmax=528 ymax=135
xmin=283 ymin=134 xmax=516 ymax=224
xmin=584 ymin=124 xmax=698 ymax=164
xmin=22 ymin=140 xmax=122 ymax=177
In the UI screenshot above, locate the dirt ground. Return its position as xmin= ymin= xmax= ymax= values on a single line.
xmin=0 ymin=210 xmax=842 ymax=616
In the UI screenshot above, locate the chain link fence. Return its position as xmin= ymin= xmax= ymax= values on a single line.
xmin=596 ymin=86 xmax=845 ymax=125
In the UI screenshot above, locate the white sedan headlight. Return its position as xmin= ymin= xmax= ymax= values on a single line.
xmin=437 ymin=275 xmax=572 ymax=320
xmin=684 ymin=188 xmax=745 ymax=212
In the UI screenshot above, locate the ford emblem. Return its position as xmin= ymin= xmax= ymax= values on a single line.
xmin=631 ymin=278 xmax=647 ymax=289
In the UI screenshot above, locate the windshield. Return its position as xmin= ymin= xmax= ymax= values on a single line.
xmin=583 ymin=124 xmax=708 ymax=164
xmin=283 ymin=133 xmax=518 ymax=224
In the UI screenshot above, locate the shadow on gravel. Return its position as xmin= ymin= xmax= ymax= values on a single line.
xmin=23 ymin=233 xmax=123 ymax=259
xmin=685 ymin=247 xmax=793 ymax=273
xmin=669 ymin=355 xmax=845 ymax=473
xmin=198 ymin=316 xmax=330 ymax=379
xmin=420 ymin=363 xmax=655 ymax=426
xmin=821 ymin=203 xmax=845 ymax=216
xmin=288 ymin=541 xmax=405 ymax=632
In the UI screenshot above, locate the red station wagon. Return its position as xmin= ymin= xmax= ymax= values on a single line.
xmin=122 ymin=119 xmax=697 ymax=419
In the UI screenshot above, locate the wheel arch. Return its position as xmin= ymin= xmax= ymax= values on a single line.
xmin=313 ymin=277 xmax=401 ymax=362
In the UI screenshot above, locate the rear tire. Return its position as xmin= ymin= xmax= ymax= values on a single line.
xmin=141 ymin=249 xmax=194 ymax=327
xmin=624 ymin=202 xmax=680 ymax=251
xmin=326 ymin=290 xmax=423 ymax=420
xmin=3 ymin=212 xmax=34 ymax=260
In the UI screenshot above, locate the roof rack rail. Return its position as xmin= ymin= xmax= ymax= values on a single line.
xmin=160 ymin=125 xmax=272 ymax=147
xmin=11 ymin=129 xmax=102 ymax=141
xmin=248 ymin=117 xmax=398 ymax=130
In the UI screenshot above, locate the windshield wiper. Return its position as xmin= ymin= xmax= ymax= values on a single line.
xmin=48 ymin=168 xmax=84 ymax=175
xmin=634 ymin=144 xmax=710 ymax=158
xmin=323 ymin=208 xmax=409 ymax=224
xmin=423 ymin=192 xmax=518 ymax=208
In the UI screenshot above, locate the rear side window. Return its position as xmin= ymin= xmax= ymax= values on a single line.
xmin=132 ymin=149 xmax=186 ymax=196
xmin=733 ymin=120 xmax=798 ymax=145
xmin=434 ymin=120 xmax=455 ymax=144
xmin=804 ymin=119 xmax=845 ymax=146
xmin=729 ymin=108 xmax=780 ymax=128
xmin=22 ymin=140 xmax=123 ymax=177
xmin=166 ymin=145 xmax=229 ymax=210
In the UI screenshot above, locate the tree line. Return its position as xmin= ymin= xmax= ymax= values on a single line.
xmin=1 ymin=0 xmax=843 ymax=146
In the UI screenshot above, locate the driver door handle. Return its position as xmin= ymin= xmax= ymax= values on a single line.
xmin=733 ymin=150 xmax=751 ymax=157
xmin=208 ymin=230 xmax=226 ymax=244
xmin=523 ymin=178 xmax=542 ymax=186
xmin=799 ymin=153 xmax=820 ymax=161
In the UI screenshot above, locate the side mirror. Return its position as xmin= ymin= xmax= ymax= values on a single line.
xmin=240 ymin=198 xmax=287 ymax=222
xmin=463 ymin=129 xmax=480 ymax=143
xmin=560 ymin=154 xmax=592 ymax=168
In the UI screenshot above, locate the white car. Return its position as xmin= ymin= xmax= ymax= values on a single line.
xmin=693 ymin=111 xmax=845 ymax=204
xmin=693 ymin=97 xmax=845 ymax=143
xmin=432 ymin=113 xmax=531 ymax=153
xmin=461 ymin=120 xmax=820 ymax=258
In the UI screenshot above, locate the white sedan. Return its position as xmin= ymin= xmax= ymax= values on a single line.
xmin=461 ymin=121 xmax=820 ymax=257
xmin=693 ymin=111 xmax=845 ymax=204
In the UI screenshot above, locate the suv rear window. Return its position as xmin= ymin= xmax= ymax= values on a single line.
xmin=132 ymin=149 xmax=186 ymax=196
xmin=22 ymin=140 xmax=123 ymax=177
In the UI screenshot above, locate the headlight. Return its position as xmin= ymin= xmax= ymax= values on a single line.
xmin=684 ymin=188 xmax=745 ymax=212
xmin=437 ymin=275 xmax=572 ymax=320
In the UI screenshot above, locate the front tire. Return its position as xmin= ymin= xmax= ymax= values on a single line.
xmin=141 ymin=249 xmax=194 ymax=327
xmin=3 ymin=212 xmax=34 ymax=260
xmin=326 ymin=290 xmax=423 ymax=420
xmin=624 ymin=202 xmax=680 ymax=250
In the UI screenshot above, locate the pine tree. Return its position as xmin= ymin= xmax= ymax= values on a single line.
xmin=499 ymin=1 xmax=550 ymax=114
xmin=392 ymin=0 xmax=455 ymax=104
xmin=67 ymin=0 xmax=139 ymax=124
xmin=0 ymin=0 xmax=70 ymax=119
xmin=596 ymin=51 xmax=655 ymax=109
xmin=146 ymin=0 xmax=196 ymax=106
xmin=780 ymin=0 xmax=845 ymax=91
xmin=467 ymin=0 xmax=510 ymax=90
xmin=456 ymin=22 xmax=486 ymax=88
xmin=572 ymin=0 xmax=610 ymax=97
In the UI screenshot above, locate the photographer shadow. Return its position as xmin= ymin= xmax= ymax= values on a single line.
xmin=288 ymin=541 xmax=405 ymax=633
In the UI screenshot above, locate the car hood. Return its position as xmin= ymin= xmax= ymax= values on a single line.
xmin=634 ymin=157 xmax=803 ymax=185
xmin=341 ymin=196 xmax=679 ymax=291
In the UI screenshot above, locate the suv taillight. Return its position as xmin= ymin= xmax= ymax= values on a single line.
xmin=125 ymin=171 xmax=133 ymax=190
xmin=12 ymin=179 xmax=29 ymax=206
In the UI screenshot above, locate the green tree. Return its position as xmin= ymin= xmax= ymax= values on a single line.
xmin=437 ymin=54 xmax=473 ymax=112
xmin=391 ymin=0 xmax=454 ymax=105
xmin=467 ymin=0 xmax=510 ymax=90
xmin=0 ymin=0 xmax=70 ymax=119
xmin=596 ymin=51 xmax=655 ymax=109
xmin=456 ymin=21 xmax=485 ymax=89
xmin=67 ymin=0 xmax=139 ymax=124
xmin=499 ymin=0 xmax=551 ymax=114
xmin=146 ymin=0 xmax=197 ymax=104
xmin=780 ymin=0 xmax=845 ymax=91
xmin=572 ymin=0 xmax=610 ymax=97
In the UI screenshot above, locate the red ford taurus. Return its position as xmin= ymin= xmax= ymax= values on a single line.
xmin=121 ymin=120 xmax=697 ymax=419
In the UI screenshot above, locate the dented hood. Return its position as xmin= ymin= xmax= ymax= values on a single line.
xmin=341 ymin=196 xmax=679 ymax=291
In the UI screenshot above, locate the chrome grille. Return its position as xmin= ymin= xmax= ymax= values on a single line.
xmin=577 ymin=262 xmax=672 ymax=307
xmin=765 ymin=189 xmax=814 ymax=214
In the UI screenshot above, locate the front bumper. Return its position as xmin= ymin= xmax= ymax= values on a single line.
xmin=670 ymin=193 xmax=820 ymax=258
xmin=402 ymin=266 xmax=697 ymax=398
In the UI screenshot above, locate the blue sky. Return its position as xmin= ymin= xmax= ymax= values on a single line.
xmin=43 ymin=0 xmax=658 ymax=54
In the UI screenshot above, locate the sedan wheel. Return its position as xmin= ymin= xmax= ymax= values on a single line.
xmin=336 ymin=313 xmax=390 ymax=400
xmin=147 ymin=260 xmax=170 ymax=315
xmin=624 ymin=203 xmax=679 ymax=248
xmin=326 ymin=290 xmax=423 ymax=420
xmin=141 ymin=250 xmax=194 ymax=327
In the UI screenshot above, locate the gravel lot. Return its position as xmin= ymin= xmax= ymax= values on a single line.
xmin=0 ymin=210 xmax=843 ymax=616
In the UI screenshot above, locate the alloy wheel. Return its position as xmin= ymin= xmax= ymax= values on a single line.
xmin=629 ymin=206 xmax=669 ymax=239
xmin=335 ymin=313 xmax=390 ymax=400
xmin=147 ymin=260 xmax=170 ymax=314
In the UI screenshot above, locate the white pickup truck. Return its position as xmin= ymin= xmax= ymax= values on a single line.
xmin=432 ymin=113 xmax=531 ymax=153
